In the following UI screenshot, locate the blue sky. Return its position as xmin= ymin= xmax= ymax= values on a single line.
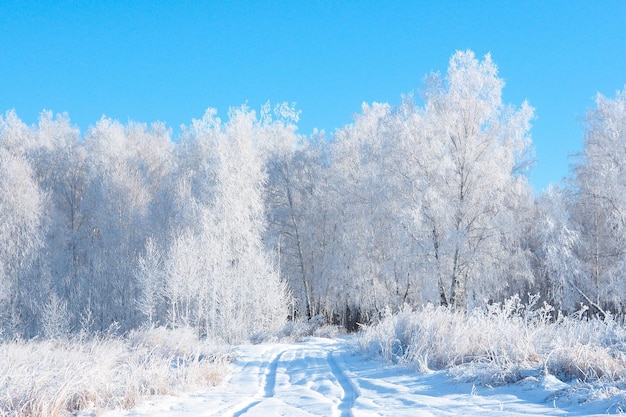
xmin=1 ymin=1 xmax=624 ymax=191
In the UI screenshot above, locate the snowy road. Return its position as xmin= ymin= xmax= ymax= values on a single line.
xmin=102 ymin=337 xmax=622 ymax=416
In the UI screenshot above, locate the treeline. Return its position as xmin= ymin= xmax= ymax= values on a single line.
xmin=1 ymin=51 xmax=625 ymax=340
xmin=0 ymin=106 xmax=289 ymax=341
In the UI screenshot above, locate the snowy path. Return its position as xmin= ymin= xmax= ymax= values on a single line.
xmin=101 ymin=337 xmax=622 ymax=416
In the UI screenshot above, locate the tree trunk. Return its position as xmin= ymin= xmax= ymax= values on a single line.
xmin=449 ymin=248 xmax=465 ymax=310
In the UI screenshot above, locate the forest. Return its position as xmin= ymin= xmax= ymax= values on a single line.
xmin=1 ymin=50 xmax=626 ymax=342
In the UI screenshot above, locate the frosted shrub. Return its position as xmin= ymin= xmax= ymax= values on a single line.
xmin=279 ymin=314 xmax=335 ymax=341
xmin=546 ymin=344 xmax=626 ymax=382
xmin=0 ymin=327 xmax=228 ymax=417
xmin=41 ymin=294 xmax=71 ymax=339
xmin=358 ymin=297 xmax=626 ymax=386
xmin=542 ymin=314 xmax=626 ymax=382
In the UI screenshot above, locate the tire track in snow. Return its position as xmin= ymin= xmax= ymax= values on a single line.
xmin=231 ymin=400 xmax=261 ymax=417
xmin=263 ymin=350 xmax=284 ymax=398
xmin=230 ymin=349 xmax=285 ymax=417
xmin=327 ymin=349 xmax=360 ymax=417
xmin=101 ymin=338 xmax=585 ymax=417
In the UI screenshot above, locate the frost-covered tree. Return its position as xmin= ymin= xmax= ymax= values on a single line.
xmin=151 ymin=107 xmax=288 ymax=341
xmin=321 ymin=102 xmax=421 ymax=324
xmin=0 ymin=147 xmax=46 ymax=336
xmin=27 ymin=112 xmax=88 ymax=333
xmin=262 ymin=103 xmax=329 ymax=320
xmin=302 ymin=51 xmax=535 ymax=320
xmin=202 ymin=107 xmax=288 ymax=341
xmin=136 ymin=237 xmax=166 ymax=324
xmin=569 ymin=87 xmax=626 ymax=315
xmin=82 ymin=119 xmax=171 ymax=331
xmin=531 ymin=187 xmax=582 ymax=312
xmin=419 ymin=51 xmax=534 ymax=309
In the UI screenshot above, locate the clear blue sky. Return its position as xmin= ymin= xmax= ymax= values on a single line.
xmin=1 ymin=1 xmax=625 ymax=191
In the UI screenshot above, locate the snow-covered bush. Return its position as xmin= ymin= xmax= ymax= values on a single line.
xmin=277 ymin=314 xmax=340 ymax=341
xmin=0 ymin=327 xmax=228 ymax=417
xmin=358 ymin=296 xmax=626 ymax=386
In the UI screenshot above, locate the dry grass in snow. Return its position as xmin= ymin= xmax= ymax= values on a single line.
xmin=358 ymin=295 xmax=626 ymax=387
xmin=0 ymin=327 xmax=228 ymax=417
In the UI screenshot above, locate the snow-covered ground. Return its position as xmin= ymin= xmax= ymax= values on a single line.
xmin=98 ymin=337 xmax=625 ymax=417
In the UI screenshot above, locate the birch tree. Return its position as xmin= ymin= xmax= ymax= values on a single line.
xmin=421 ymin=50 xmax=534 ymax=309
xmin=0 ymin=147 xmax=46 ymax=336
xmin=570 ymin=88 xmax=626 ymax=315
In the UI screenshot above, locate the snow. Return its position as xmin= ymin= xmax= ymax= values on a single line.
xmin=97 ymin=337 xmax=626 ymax=417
